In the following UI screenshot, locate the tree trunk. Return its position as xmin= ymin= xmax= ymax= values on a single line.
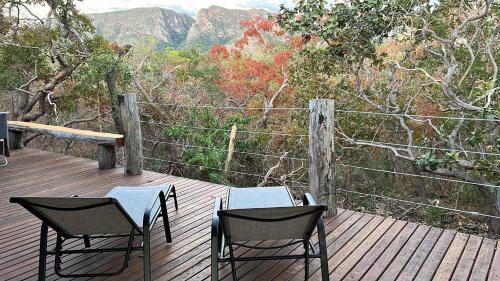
xmin=106 ymin=69 xmax=124 ymax=134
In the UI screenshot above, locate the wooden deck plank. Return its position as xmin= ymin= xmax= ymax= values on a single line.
xmin=342 ymin=220 xmax=408 ymax=281
xmin=396 ymin=227 xmax=444 ymax=281
xmin=329 ymin=218 xmax=396 ymax=280
xmin=298 ymin=215 xmax=385 ymax=280
xmin=432 ymin=233 xmax=469 ymax=281
xmin=376 ymin=224 xmax=431 ymax=281
xmin=451 ymin=235 xmax=483 ymax=281
xmin=286 ymin=214 xmax=375 ymax=281
xmin=0 ymin=148 xmax=497 ymax=281
xmin=487 ymin=241 xmax=500 ymax=281
xmin=413 ymin=230 xmax=456 ymax=281
xmin=469 ymin=238 xmax=497 ymax=281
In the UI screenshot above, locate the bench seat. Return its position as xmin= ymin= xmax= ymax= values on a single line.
xmin=8 ymin=121 xmax=124 ymax=169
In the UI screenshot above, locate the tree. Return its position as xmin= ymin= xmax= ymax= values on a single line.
xmin=165 ymin=108 xmax=254 ymax=184
xmin=0 ymin=0 xmax=94 ymax=122
xmin=208 ymin=17 xmax=301 ymax=128
xmin=277 ymin=0 xmax=499 ymax=229
xmin=70 ymin=41 xmax=132 ymax=133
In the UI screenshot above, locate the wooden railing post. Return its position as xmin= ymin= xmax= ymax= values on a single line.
xmin=224 ymin=124 xmax=238 ymax=178
xmin=119 ymin=93 xmax=143 ymax=175
xmin=309 ymin=99 xmax=336 ymax=217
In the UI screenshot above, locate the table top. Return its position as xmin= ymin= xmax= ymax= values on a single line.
xmin=227 ymin=186 xmax=295 ymax=209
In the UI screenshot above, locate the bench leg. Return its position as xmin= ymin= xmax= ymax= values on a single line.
xmin=9 ymin=130 xmax=24 ymax=149
xmin=98 ymin=144 xmax=116 ymax=170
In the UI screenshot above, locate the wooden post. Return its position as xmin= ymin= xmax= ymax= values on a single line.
xmin=224 ymin=125 xmax=238 ymax=177
xmin=309 ymin=99 xmax=336 ymax=217
xmin=119 ymin=93 xmax=143 ymax=175
xmin=98 ymin=143 xmax=116 ymax=170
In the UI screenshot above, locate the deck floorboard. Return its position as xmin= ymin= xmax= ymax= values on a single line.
xmin=0 ymin=149 xmax=497 ymax=280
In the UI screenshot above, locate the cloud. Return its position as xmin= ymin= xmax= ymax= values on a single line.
xmin=236 ymin=0 xmax=294 ymax=11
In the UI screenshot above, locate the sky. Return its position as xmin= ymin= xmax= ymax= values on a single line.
xmin=30 ymin=0 xmax=295 ymax=18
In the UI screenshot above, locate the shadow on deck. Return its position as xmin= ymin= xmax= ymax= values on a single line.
xmin=0 ymin=149 xmax=498 ymax=280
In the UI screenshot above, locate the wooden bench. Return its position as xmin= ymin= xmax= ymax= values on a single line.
xmin=8 ymin=121 xmax=124 ymax=170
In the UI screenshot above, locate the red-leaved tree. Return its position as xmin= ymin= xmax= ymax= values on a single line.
xmin=209 ymin=17 xmax=302 ymax=128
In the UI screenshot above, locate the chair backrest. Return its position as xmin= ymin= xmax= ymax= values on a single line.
xmin=0 ymin=112 xmax=7 ymax=139
xmin=218 ymin=205 xmax=326 ymax=242
xmin=10 ymin=197 xmax=142 ymax=237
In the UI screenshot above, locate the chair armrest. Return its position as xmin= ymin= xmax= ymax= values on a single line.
xmin=303 ymin=193 xmax=317 ymax=206
xmin=143 ymin=189 xmax=163 ymax=232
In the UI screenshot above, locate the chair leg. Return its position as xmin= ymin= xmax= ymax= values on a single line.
xmin=211 ymin=197 xmax=223 ymax=281
xmin=55 ymin=234 xmax=64 ymax=272
xmin=160 ymin=193 xmax=172 ymax=243
xmin=171 ymin=186 xmax=179 ymax=210
xmin=143 ymin=229 xmax=151 ymax=281
xmin=83 ymin=235 xmax=91 ymax=248
xmin=227 ymin=242 xmax=238 ymax=281
xmin=317 ymin=219 xmax=330 ymax=281
xmin=211 ymin=240 xmax=219 ymax=281
xmin=304 ymin=240 xmax=310 ymax=281
xmin=38 ymin=223 xmax=48 ymax=281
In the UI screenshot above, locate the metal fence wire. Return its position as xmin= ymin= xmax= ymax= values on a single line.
xmin=139 ymin=102 xmax=500 ymax=219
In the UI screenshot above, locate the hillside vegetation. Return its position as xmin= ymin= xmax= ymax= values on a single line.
xmin=0 ymin=0 xmax=498 ymax=237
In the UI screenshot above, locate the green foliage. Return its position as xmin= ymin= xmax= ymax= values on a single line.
xmin=132 ymin=46 xmax=222 ymax=101
xmin=60 ymin=39 xmax=131 ymax=112
xmin=0 ymin=0 xmax=106 ymax=120
xmin=0 ymin=25 xmax=54 ymax=94
xmin=165 ymin=108 xmax=253 ymax=184
xmin=425 ymin=207 xmax=442 ymax=224
xmin=277 ymin=0 xmax=414 ymax=64
xmin=416 ymin=151 xmax=450 ymax=171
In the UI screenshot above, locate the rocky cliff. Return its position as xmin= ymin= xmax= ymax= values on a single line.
xmin=88 ymin=6 xmax=269 ymax=51
xmin=88 ymin=7 xmax=195 ymax=49
xmin=184 ymin=6 xmax=268 ymax=50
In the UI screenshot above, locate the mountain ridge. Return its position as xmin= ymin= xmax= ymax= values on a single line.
xmin=87 ymin=6 xmax=269 ymax=51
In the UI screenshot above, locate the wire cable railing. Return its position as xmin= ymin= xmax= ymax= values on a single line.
xmin=140 ymin=120 xmax=309 ymax=138
xmin=139 ymin=102 xmax=500 ymax=221
xmin=138 ymin=101 xmax=499 ymax=122
xmin=334 ymin=109 xmax=499 ymax=122
xmin=335 ymin=136 xmax=500 ymax=157
xmin=142 ymin=139 xmax=308 ymax=162
xmin=142 ymin=155 xmax=500 ymax=219
xmin=338 ymin=163 xmax=500 ymax=190
xmin=142 ymin=138 xmax=499 ymax=190
xmin=337 ymin=188 xmax=500 ymax=219
xmin=138 ymin=102 xmax=309 ymax=111
xmin=142 ymin=156 xmax=307 ymax=186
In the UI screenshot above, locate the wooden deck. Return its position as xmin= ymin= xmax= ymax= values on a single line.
xmin=0 ymin=149 xmax=498 ymax=281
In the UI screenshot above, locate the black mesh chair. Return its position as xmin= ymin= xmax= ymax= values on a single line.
xmin=0 ymin=112 xmax=9 ymax=166
xmin=10 ymin=184 xmax=178 ymax=281
xmin=211 ymin=192 xmax=329 ymax=281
